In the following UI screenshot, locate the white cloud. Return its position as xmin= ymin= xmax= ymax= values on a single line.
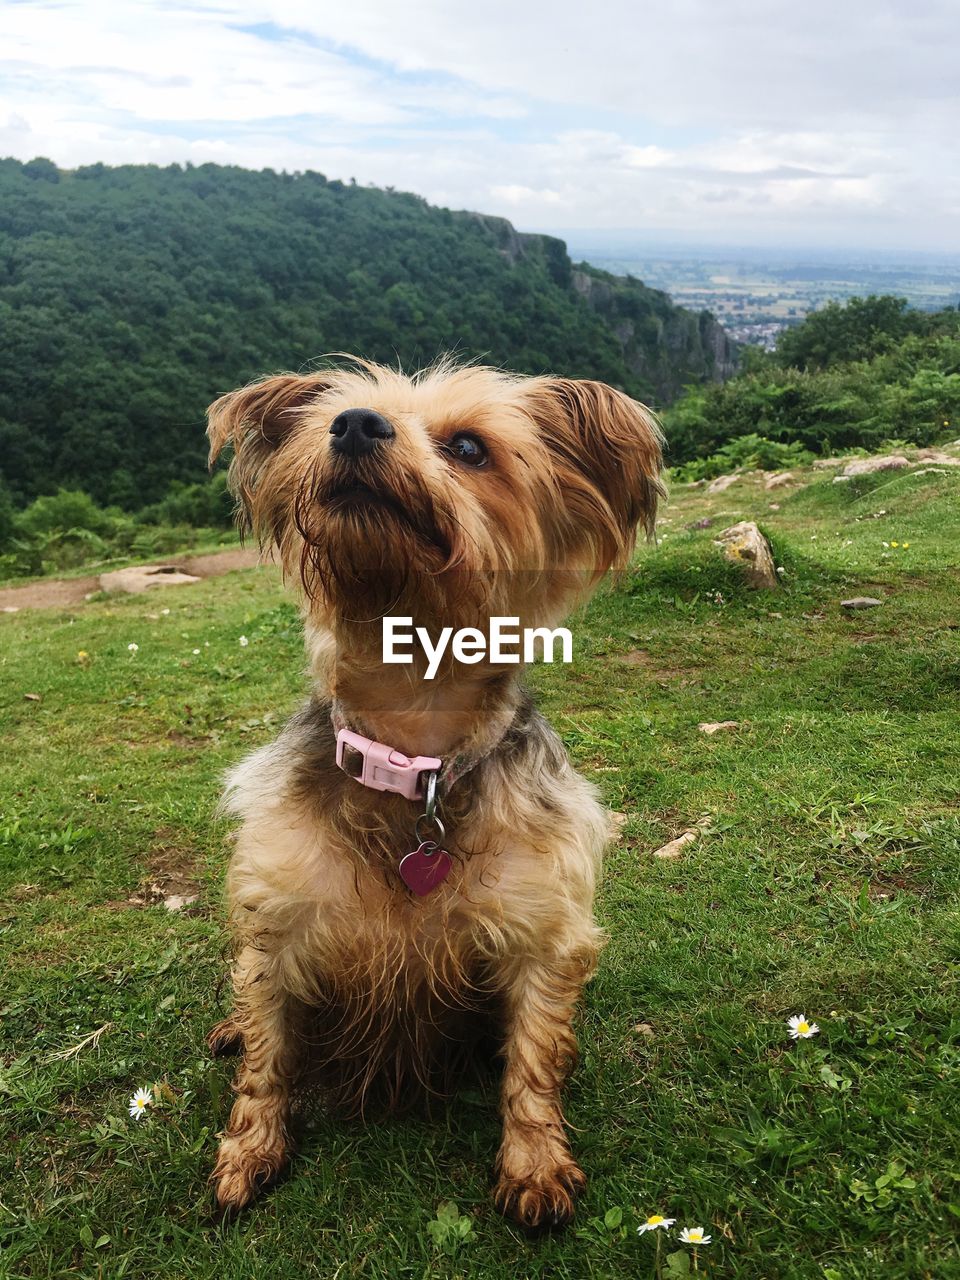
xmin=0 ymin=0 xmax=957 ymax=248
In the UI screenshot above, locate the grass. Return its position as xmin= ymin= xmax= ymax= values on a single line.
xmin=1 ymin=460 xmax=959 ymax=1278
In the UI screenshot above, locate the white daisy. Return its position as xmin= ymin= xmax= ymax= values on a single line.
xmin=679 ymin=1226 xmax=712 ymax=1245
xmin=637 ymin=1213 xmax=676 ymax=1234
xmin=128 ymin=1086 xmax=152 ymax=1119
xmin=239 ymin=635 xmax=249 ymax=647
xmin=787 ymin=1014 xmax=820 ymax=1039
xmin=127 ymin=642 xmax=139 ymax=653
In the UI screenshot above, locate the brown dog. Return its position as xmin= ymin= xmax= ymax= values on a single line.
xmin=205 ymin=359 xmax=663 ymax=1227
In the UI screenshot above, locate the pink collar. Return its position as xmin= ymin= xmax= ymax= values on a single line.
xmin=334 ymin=725 xmax=441 ymax=801
xmin=330 ymin=699 xmax=507 ymax=802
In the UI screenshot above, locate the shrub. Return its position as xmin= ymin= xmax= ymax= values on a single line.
xmin=15 ymin=489 xmax=120 ymax=540
xmin=670 ymin=434 xmax=814 ymax=482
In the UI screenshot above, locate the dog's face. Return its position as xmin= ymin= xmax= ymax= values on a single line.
xmin=207 ymin=360 xmax=663 ymax=630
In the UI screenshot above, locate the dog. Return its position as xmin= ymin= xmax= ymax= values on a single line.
xmin=205 ymin=359 xmax=663 ymax=1227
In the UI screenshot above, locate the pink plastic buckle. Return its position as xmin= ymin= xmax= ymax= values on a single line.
xmin=335 ymin=728 xmax=441 ymax=801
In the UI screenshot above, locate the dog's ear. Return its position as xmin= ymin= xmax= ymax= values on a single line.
xmin=207 ymin=373 xmax=333 ymax=533
xmin=207 ymin=372 xmax=332 ymax=466
xmin=526 ymin=378 xmax=665 ymax=571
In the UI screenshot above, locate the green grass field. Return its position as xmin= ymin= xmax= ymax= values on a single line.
xmin=2 ymin=461 xmax=959 ymax=1279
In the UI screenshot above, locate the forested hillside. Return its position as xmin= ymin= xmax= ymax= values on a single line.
xmin=0 ymin=158 xmax=735 ymax=507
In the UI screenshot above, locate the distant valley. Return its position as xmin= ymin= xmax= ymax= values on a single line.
xmin=566 ymin=241 xmax=960 ymax=348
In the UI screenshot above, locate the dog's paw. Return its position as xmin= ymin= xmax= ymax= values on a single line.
xmin=207 ymin=1017 xmax=243 ymax=1058
xmin=493 ymin=1161 xmax=586 ymax=1230
xmin=210 ymin=1138 xmax=287 ymax=1217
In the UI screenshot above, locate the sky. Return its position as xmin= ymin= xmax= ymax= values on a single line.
xmin=2 ymin=0 xmax=958 ymax=252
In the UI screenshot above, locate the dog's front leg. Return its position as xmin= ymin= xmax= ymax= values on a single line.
xmin=493 ymin=950 xmax=592 ymax=1229
xmin=211 ymin=944 xmax=303 ymax=1215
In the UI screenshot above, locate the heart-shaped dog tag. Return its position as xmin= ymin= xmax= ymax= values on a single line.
xmin=399 ymin=841 xmax=452 ymax=896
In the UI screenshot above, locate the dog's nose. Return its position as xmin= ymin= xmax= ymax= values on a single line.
xmin=329 ymin=408 xmax=395 ymax=459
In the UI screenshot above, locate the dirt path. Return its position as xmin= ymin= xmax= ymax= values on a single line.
xmin=0 ymin=546 xmax=266 ymax=612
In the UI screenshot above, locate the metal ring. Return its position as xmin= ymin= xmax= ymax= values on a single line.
xmin=415 ymin=811 xmax=446 ymax=845
xmin=423 ymin=769 xmax=438 ymax=823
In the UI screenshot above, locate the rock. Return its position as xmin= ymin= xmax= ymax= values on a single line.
xmin=99 ymin=565 xmax=201 ymax=595
xmin=706 ymin=472 xmax=739 ymax=494
xmin=652 ymin=830 xmax=699 ymax=859
xmin=162 ymin=893 xmax=198 ymax=912
xmin=633 ymin=1022 xmax=656 ymax=1039
xmin=687 ymin=517 xmax=714 ymax=530
xmin=714 ymin=521 xmax=779 ymax=589
xmin=764 ymin=471 xmax=794 ymax=490
xmin=698 ymin=720 xmax=739 ymax=735
xmin=832 ymin=475 xmax=852 ymax=484
xmin=841 ymin=597 xmax=883 ymax=610
xmin=914 ymin=448 xmax=960 ymax=465
xmin=841 ymin=455 xmax=910 ymax=477
xmin=652 ymin=815 xmax=712 ymax=859
xmin=813 ymin=456 xmax=847 ymax=469
xmin=24 ymin=692 xmax=41 ymax=702
xmin=768 ymin=502 xmax=781 ymax=511
xmin=609 ymin=811 xmax=629 ymax=838
xmin=2 ymin=605 xmax=20 ymax=613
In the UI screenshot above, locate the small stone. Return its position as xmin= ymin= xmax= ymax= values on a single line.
xmin=24 ymin=692 xmax=41 ymax=702
xmin=698 ymin=721 xmax=739 ymax=735
xmin=687 ymin=517 xmax=714 ymax=530
xmin=652 ymin=831 xmax=698 ymax=858
xmin=764 ymin=471 xmax=794 ymax=490
xmin=832 ymin=475 xmax=852 ymax=484
xmin=714 ymin=521 xmax=779 ymax=589
xmin=2 ymin=605 xmax=20 ymax=614
xmin=768 ymin=503 xmax=781 ymax=511
xmin=841 ymin=597 xmax=883 ymax=610
xmin=162 ymin=893 xmax=198 ymax=912
xmin=633 ymin=1022 xmax=656 ymax=1039
xmin=609 ymin=811 xmax=629 ymax=837
xmin=652 ymin=816 xmax=712 ymax=859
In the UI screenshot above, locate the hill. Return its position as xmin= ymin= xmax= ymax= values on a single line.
xmin=0 ymin=158 xmax=736 ymax=508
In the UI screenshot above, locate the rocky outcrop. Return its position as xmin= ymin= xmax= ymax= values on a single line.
xmin=571 ymin=267 xmax=739 ymax=403
xmin=454 ymin=214 xmax=739 ymax=406
xmin=841 ymin=455 xmax=910 ymax=476
xmin=99 ymin=564 xmax=200 ymax=594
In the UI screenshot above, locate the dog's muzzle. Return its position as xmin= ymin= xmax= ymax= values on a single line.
xmin=329 ymin=408 xmax=395 ymax=459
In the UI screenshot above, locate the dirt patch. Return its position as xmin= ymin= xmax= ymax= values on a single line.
xmin=165 ymin=729 xmax=213 ymax=749
xmin=613 ymin=649 xmax=690 ymax=682
xmin=0 ymin=546 xmax=267 ymax=612
xmin=107 ymin=825 xmax=207 ymax=912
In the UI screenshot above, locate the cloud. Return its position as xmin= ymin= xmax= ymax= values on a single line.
xmin=0 ymin=0 xmax=957 ymax=249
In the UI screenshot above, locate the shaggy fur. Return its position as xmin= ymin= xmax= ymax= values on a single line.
xmin=205 ymin=359 xmax=663 ymax=1227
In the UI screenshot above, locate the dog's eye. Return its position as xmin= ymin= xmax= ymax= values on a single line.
xmin=445 ymin=433 xmax=488 ymax=467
